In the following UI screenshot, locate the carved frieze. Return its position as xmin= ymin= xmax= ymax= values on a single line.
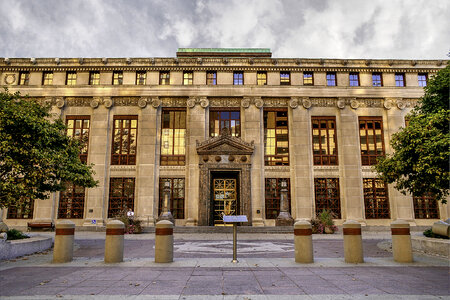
xmin=310 ymin=98 xmax=337 ymax=107
xmin=263 ymin=98 xmax=288 ymax=107
xmin=160 ymin=97 xmax=186 ymax=107
xmin=209 ymin=97 xmax=240 ymax=107
xmin=64 ymin=97 xmax=92 ymax=107
xmin=114 ymin=97 xmax=139 ymax=106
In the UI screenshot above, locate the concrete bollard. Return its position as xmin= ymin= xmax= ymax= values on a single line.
xmin=343 ymin=220 xmax=364 ymax=263
xmin=391 ymin=219 xmax=413 ymax=263
xmin=104 ymin=220 xmax=125 ymax=263
xmin=294 ymin=220 xmax=313 ymax=263
xmin=155 ymin=220 xmax=173 ymax=263
xmin=53 ymin=220 xmax=75 ymax=263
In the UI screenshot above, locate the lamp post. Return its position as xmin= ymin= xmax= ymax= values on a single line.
xmin=158 ymin=180 xmax=175 ymax=224
xmin=276 ymin=179 xmax=294 ymax=226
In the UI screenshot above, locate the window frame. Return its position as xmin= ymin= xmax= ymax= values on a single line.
xmin=42 ymin=71 xmax=53 ymax=85
xmin=112 ymin=71 xmax=123 ymax=85
xmin=363 ymin=178 xmax=390 ymax=219
xmin=326 ymin=72 xmax=337 ymax=86
xmin=183 ymin=71 xmax=193 ymax=85
xmin=161 ymin=109 xmax=186 ymax=166
xmin=264 ymin=109 xmax=289 ymax=166
xmin=372 ymin=72 xmax=383 ymax=87
xmin=418 ymin=73 xmax=428 ymax=87
xmin=108 ymin=177 xmax=135 ymax=218
xmin=209 ymin=108 xmax=241 ymax=138
xmin=233 ymin=71 xmax=244 ymax=85
xmin=136 ymin=71 xmax=147 ymax=85
xmin=89 ymin=71 xmax=100 ymax=85
xmin=65 ymin=71 xmax=77 ymax=86
xmin=159 ymin=71 xmax=170 ymax=85
xmin=111 ymin=115 xmax=138 ymax=165
xmin=280 ymin=71 xmax=291 ymax=85
xmin=303 ymin=72 xmax=314 ymax=85
xmin=311 ymin=116 xmax=338 ymax=166
xmin=349 ymin=72 xmax=360 ymax=86
xmin=158 ymin=178 xmax=185 ymax=219
xmin=58 ymin=183 xmax=85 ymax=219
xmin=264 ymin=178 xmax=291 ymax=219
xmin=19 ymin=71 xmax=30 ymax=85
xmin=257 ymin=71 xmax=267 ymax=86
xmin=314 ymin=178 xmax=341 ymax=218
xmin=206 ymin=71 xmax=217 ymax=85
xmin=7 ymin=199 xmax=34 ymax=219
xmin=66 ymin=115 xmax=90 ymax=164
xmin=359 ymin=116 xmax=385 ymax=166
xmin=395 ymin=73 xmax=405 ymax=87
xmin=413 ymin=193 xmax=440 ymax=219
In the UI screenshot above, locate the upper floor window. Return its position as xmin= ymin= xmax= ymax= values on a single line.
xmin=89 ymin=71 xmax=100 ymax=85
xmin=349 ymin=72 xmax=360 ymax=86
xmin=66 ymin=72 xmax=77 ymax=85
xmin=66 ymin=116 xmax=90 ymax=164
xmin=206 ymin=71 xmax=217 ymax=85
xmin=183 ymin=71 xmax=193 ymax=85
xmin=257 ymin=71 xmax=267 ymax=85
xmin=359 ymin=117 xmax=385 ymax=166
xmin=19 ymin=71 xmax=29 ymax=85
xmin=160 ymin=71 xmax=170 ymax=85
xmin=326 ymin=72 xmax=337 ymax=86
xmin=42 ymin=71 xmax=53 ymax=85
xmin=418 ymin=73 xmax=427 ymax=87
xmin=210 ymin=109 xmax=240 ymax=137
xmin=112 ymin=71 xmax=123 ymax=85
xmin=312 ymin=116 xmax=338 ymax=165
xmin=111 ymin=116 xmax=138 ymax=165
xmin=161 ymin=110 xmax=186 ymax=166
xmin=303 ymin=72 xmax=313 ymax=85
xmin=136 ymin=71 xmax=146 ymax=85
xmin=264 ymin=110 xmax=289 ymax=166
xmin=233 ymin=71 xmax=244 ymax=85
xmin=280 ymin=72 xmax=290 ymax=85
xmin=395 ymin=73 xmax=405 ymax=87
xmin=372 ymin=73 xmax=383 ymax=87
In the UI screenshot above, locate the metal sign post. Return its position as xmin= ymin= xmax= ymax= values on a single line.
xmin=223 ymin=215 xmax=248 ymax=263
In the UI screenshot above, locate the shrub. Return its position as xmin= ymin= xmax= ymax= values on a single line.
xmin=423 ymin=228 xmax=449 ymax=239
xmin=311 ymin=209 xmax=338 ymax=234
xmin=6 ymin=229 xmax=30 ymax=240
xmin=114 ymin=209 xmax=142 ymax=234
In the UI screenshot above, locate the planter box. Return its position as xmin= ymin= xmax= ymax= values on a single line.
xmin=0 ymin=236 xmax=53 ymax=261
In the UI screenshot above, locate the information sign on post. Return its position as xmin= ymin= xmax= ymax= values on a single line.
xmin=223 ymin=215 xmax=248 ymax=263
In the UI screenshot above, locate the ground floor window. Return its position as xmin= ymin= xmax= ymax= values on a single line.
xmin=413 ymin=194 xmax=439 ymax=219
xmin=7 ymin=199 xmax=34 ymax=219
xmin=265 ymin=178 xmax=291 ymax=219
xmin=58 ymin=184 xmax=85 ymax=219
xmin=159 ymin=178 xmax=185 ymax=219
xmin=363 ymin=178 xmax=390 ymax=219
xmin=108 ymin=177 xmax=135 ymax=218
xmin=314 ymin=178 xmax=341 ymax=218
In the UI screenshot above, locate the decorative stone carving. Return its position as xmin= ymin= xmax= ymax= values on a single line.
xmin=4 ymin=58 xmax=10 ymax=65
xmin=272 ymin=59 xmax=278 ymax=65
xmin=138 ymin=97 xmax=148 ymax=108
xmin=248 ymin=58 xmax=254 ymax=65
xmin=30 ymin=58 xmax=36 ymax=65
xmin=90 ymin=98 xmax=100 ymax=108
xmin=241 ymin=97 xmax=251 ymax=108
xmin=397 ymin=99 xmax=406 ymax=110
xmin=187 ymin=97 xmax=196 ymax=108
xmin=151 ymin=97 xmax=161 ymax=108
xmin=4 ymin=74 xmax=16 ymax=85
xmin=126 ymin=57 xmax=132 ymax=64
xmin=289 ymin=97 xmax=299 ymax=109
xmin=384 ymin=99 xmax=393 ymax=110
xmin=200 ymin=97 xmax=209 ymax=108
xmin=310 ymin=98 xmax=337 ymax=107
xmin=103 ymin=97 xmax=113 ymax=108
xmin=240 ymin=156 xmax=247 ymax=162
xmin=337 ymin=99 xmax=346 ymax=109
xmin=202 ymin=155 xmax=209 ymax=162
xmin=79 ymin=58 xmax=84 ymax=65
xmin=302 ymin=97 xmax=312 ymax=109
xmin=228 ymin=155 xmax=235 ymax=162
xmin=215 ymin=156 xmax=221 ymax=162
xmin=295 ymin=59 xmax=301 ymax=65
xmin=102 ymin=58 xmax=108 ymax=64
xmin=264 ymin=98 xmax=288 ymax=107
xmin=114 ymin=97 xmax=139 ymax=106
xmin=55 ymin=97 xmax=65 ymax=109
xmin=254 ymin=97 xmax=264 ymax=108
xmin=161 ymin=97 xmax=186 ymax=107
xmin=44 ymin=97 xmax=55 ymax=106
xmin=358 ymin=99 xmax=383 ymax=108
xmin=54 ymin=58 xmax=60 ymax=65
xmin=209 ymin=98 xmax=240 ymax=107
xmin=66 ymin=97 xmax=91 ymax=107
xmin=223 ymin=58 xmax=228 ymax=64
xmin=197 ymin=129 xmax=255 ymax=156
xmin=350 ymin=99 xmax=359 ymax=109
xmin=197 ymin=58 xmax=203 ymax=65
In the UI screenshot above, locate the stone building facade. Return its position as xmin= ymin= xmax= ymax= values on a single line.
xmin=1 ymin=48 xmax=448 ymax=228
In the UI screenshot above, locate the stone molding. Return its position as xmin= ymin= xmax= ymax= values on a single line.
xmin=3 ymin=73 xmax=16 ymax=85
xmin=196 ymin=128 xmax=255 ymax=156
xmin=110 ymin=165 xmax=136 ymax=172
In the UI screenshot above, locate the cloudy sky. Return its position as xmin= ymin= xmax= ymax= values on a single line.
xmin=1 ymin=0 xmax=449 ymax=59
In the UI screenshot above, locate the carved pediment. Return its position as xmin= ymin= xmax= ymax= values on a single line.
xmin=196 ymin=128 xmax=254 ymax=155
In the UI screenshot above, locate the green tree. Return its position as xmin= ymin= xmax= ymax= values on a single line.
xmin=375 ymin=65 xmax=450 ymax=203
xmin=0 ymin=89 xmax=97 ymax=209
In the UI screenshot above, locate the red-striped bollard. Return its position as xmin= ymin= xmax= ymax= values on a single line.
xmin=53 ymin=220 xmax=75 ymax=263
xmin=155 ymin=220 xmax=173 ymax=263
xmin=343 ymin=220 xmax=364 ymax=263
xmin=294 ymin=220 xmax=313 ymax=263
xmin=391 ymin=220 xmax=413 ymax=263
xmin=104 ymin=220 xmax=125 ymax=263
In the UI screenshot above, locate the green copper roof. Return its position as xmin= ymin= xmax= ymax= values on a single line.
xmin=177 ymin=48 xmax=271 ymax=53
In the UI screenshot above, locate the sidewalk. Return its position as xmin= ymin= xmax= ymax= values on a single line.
xmin=0 ymin=232 xmax=448 ymax=299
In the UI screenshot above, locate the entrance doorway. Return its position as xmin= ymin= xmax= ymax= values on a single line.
xmin=211 ymin=172 xmax=239 ymax=226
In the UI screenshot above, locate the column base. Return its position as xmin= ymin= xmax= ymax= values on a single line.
xmin=185 ymin=218 xmax=197 ymax=226
xmin=276 ymin=212 xmax=294 ymax=226
xmin=252 ymin=218 xmax=265 ymax=227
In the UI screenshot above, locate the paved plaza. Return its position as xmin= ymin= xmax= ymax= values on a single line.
xmin=0 ymin=231 xmax=449 ymax=299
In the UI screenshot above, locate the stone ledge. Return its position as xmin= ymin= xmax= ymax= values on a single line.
xmin=411 ymin=235 xmax=449 ymax=258
xmin=0 ymin=235 xmax=53 ymax=261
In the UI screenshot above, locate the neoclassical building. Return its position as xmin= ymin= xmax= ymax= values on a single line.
xmin=1 ymin=48 xmax=448 ymax=228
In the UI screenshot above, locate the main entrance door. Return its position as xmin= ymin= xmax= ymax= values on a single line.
xmin=212 ymin=176 xmax=238 ymax=226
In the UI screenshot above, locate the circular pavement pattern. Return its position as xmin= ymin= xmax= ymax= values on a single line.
xmin=174 ymin=240 xmax=294 ymax=254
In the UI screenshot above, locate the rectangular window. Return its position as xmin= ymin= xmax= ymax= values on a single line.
xmin=280 ymin=72 xmax=290 ymax=85
xmin=265 ymin=178 xmax=291 ymax=219
xmin=257 ymin=71 xmax=267 ymax=85
xmin=58 ymin=183 xmax=85 ymax=219
xmin=264 ymin=110 xmax=289 ymax=166
xmin=159 ymin=178 xmax=185 ymax=219
xmin=112 ymin=71 xmax=123 ymax=85
xmin=413 ymin=194 xmax=439 ymax=219
xmin=233 ymin=71 xmax=244 ymax=85
xmin=418 ymin=73 xmax=427 ymax=87
xmin=108 ymin=177 xmax=135 ymax=218
xmin=89 ymin=71 xmax=100 ymax=85
xmin=326 ymin=72 xmax=337 ymax=86
xmin=160 ymin=71 xmax=170 ymax=85
xmin=303 ymin=72 xmax=313 ymax=85
xmin=19 ymin=71 xmax=29 ymax=85
xmin=183 ymin=71 xmax=193 ymax=85
xmin=161 ymin=110 xmax=186 ymax=166
xmin=314 ymin=178 xmax=341 ymax=218
xmin=363 ymin=178 xmax=390 ymax=219
xmin=7 ymin=199 xmax=34 ymax=219
xmin=349 ymin=72 xmax=360 ymax=86
xmin=66 ymin=116 xmax=90 ymax=164
xmin=111 ymin=116 xmax=138 ymax=165
xmin=42 ymin=71 xmax=53 ymax=85
xmin=136 ymin=71 xmax=146 ymax=85
xmin=372 ymin=73 xmax=383 ymax=87
xmin=66 ymin=71 xmax=77 ymax=85
xmin=359 ymin=117 xmax=385 ymax=166
xmin=312 ymin=117 xmax=338 ymax=165
xmin=210 ymin=109 xmax=241 ymax=138
xmin=206 ymin=71 xmax=217 ymax=85
xmin=395 ymin=73 xmax=405 ymax=87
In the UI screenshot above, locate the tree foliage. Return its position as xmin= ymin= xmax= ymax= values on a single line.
xmin=375 ymin=65 xmax=450 ymax=203
xmin=0 ymin=89 xmax=98 ymax=209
